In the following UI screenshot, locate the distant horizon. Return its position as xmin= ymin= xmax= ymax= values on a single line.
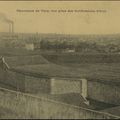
xmin=1 ymin=31 xmax=120 ymax=36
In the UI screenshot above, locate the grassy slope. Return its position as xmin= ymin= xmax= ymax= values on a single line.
xmin=0 ymin=49 xmax=119 ymax=82
xmin=0 ymin=106 xmax=22 ymax=119
xmin=5 ymin=55 xmax=49 ymax=67
xmin=14 ymin=63 xmax=120 ymax=83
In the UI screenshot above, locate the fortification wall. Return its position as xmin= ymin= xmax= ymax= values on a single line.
xmin=25 ymin=75 xmax=51 ymax=94
xmin=50 ymin=78 xmax=82 ymax=94
xmin=88 ymin=81 xmax=120 ymax=105
xmin=0 ymin=69 xmax=25 ymax=92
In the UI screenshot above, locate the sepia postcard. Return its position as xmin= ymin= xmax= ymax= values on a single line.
xmin=0 ymin=1 xmax=120 ymax=119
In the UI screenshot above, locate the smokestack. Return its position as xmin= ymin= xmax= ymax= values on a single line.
xmin=9 ymin=23 xmax=11 ymax=33
xmin=0 ymin=12 xmax=14 ymax=33
xmin=8 ymin=22 xmax=14 ymax=33
xmin=11 ymin=22 xmax=14 ymax=33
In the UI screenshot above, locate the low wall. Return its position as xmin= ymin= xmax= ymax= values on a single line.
xmin=0 ymin=87 xmax=119 ymax=119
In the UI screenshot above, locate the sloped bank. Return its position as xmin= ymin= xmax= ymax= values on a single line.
xmin=0 ymin=87 xmax=119 ymax=119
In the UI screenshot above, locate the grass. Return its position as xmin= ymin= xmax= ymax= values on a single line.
xmin=101 ymin=106 xmax=120 ymax=117
xmin=42 ymin=52 xmax=120 ymax=64
xmin=0 ymin=48 xmax=43 ymax=57
xmin=14 ymin=62 xmax=120 ymax=83
xmin=4 ymin=55 xmax=49 ymax=67
xmin=0 ymin=106 xmax=21 ymax=119
xmin=1 ymin=50 xmax=120 ymax=83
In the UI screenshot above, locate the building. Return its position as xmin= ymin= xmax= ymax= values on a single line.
xmin=25 ymin=43 xmax=34 ymax=51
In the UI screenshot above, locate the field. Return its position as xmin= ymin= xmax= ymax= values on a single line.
xmin=42 ymin=52 xmax=120 ymax=64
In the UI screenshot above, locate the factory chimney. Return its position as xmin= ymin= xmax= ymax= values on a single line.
xmin=0 ymin=12 xmax=14 ymax=33
xmin=9 ymin=23 xmax=11 ymax=33
xmin=11 ymin=22 xmax=14 ymax=33
xmin=8 ymin=22 xmax=14 ymax=33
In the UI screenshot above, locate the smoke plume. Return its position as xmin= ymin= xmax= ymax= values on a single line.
xmin=0 ymin=12 xmax=14 ymax=33
xmin=0 ymin=12 xmax=13 ymax=23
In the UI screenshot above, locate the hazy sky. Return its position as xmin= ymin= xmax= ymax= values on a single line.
xmin=0 ymin=1 xmax=120 ymax=34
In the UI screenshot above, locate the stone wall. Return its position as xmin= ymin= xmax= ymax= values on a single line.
xmin=0 ymin=69 xmax=25 ymax=92
xmin=50 ymin=78 xmax=82 ymax=94
xmin=0 ymin=87 xmax=119 ymax=119
xmin=25 ymin=75 xmax=51 ymax=94
xmin=88 ymin=81 xmax=120 ymax=105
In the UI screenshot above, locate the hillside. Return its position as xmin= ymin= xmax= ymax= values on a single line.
xmin=4 ymin=55 xmax=49 ymax=67
xmin=13 ymin=62 xmax=120 ymax=84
